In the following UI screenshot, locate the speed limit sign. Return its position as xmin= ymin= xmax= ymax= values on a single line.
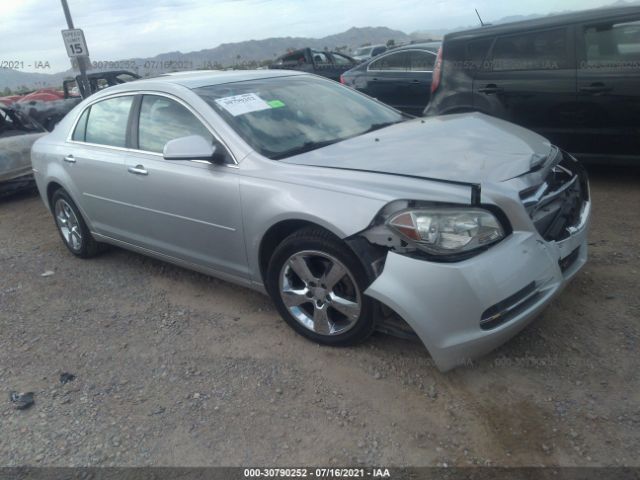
xmin=61 ymin=29 xmax=89 ymax=57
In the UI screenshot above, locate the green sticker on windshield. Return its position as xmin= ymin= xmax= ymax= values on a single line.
xmin=268 ymin=99 xmax=285 ymax=108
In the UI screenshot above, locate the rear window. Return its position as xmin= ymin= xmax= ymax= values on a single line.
xmin=491 ymin=28 xmax=569 ymax=71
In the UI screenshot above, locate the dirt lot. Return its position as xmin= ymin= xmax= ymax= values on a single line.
xmin=0 ymin=166 xmax=638 ymax=467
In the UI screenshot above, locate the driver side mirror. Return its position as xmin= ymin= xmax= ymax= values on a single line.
xmin=163 ymin=135 xmax=221 ymax=163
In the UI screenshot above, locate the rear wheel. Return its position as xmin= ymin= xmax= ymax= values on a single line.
xmin=51 ymin=189 xmax=103 ymax=258
xmin=266 ymin=227 xmax=376 ymax=346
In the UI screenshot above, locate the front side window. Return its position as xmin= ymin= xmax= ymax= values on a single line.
xmin=492 ymin=28 xmax=568 ymax=71
xmin=138 ymin=95 xmax=213 ymax=153
xmin=583 ymin=19 xmax=640 ymax=68
xmin=408 ymin=50 xmax=436 ymax=71
xmin=196 ymin=76 xmax=404 ymax=160
xmin=369 ymin=51 xmax=410 ymax=71
xmin=84 ymin=96 xmax=134 ymax=147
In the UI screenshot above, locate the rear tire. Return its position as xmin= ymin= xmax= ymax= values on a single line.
xmin=266 ymin=227 xmax=376 ymax=346
xmin=51 ymin=189 xmax=103 ymax=258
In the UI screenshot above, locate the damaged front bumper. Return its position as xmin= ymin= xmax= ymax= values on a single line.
xmin=364 ymin=200 xmax=590 ymax=372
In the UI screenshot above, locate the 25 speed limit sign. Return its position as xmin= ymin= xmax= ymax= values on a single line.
xmin=61 ymin=29 xmax=89 ymax=57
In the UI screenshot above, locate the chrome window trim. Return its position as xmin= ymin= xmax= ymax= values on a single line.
xmin=65 ymin=90 xmax=239 ymax=165
xmin=367 ymin=48 xmax=436 ymax=73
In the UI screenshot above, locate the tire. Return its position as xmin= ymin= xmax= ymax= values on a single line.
xmin=266 ymin=226 xmax=376 ymax=346
xmin=51 ymin=189 xmax=103 ymax=258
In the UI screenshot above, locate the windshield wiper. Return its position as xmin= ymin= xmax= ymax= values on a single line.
xmin=360 ymin=120 xmax=403 ymax=135
xmin=271 ymin=139 xmax=342 ymax=160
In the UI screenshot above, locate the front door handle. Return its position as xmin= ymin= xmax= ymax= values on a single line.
xmin=478 ymin=84 xmax=503 ymax=94
xmin=63 ymin=154 xmax=76 ymax=163
xmin=128 ymin=165 xmax=148 ymax=176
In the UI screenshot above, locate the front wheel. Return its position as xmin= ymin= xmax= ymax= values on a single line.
xmin=266 ymin=227 xmax=376 ymax=346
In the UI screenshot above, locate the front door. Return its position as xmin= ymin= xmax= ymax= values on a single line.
xmin=117 ymin=94 xmax=248 ymax=280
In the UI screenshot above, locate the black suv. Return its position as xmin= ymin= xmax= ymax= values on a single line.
xmin=425 ymin=6 xmax=640 ymax=163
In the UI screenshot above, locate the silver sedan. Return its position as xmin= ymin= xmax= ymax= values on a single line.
xmin=31 ymin=70 xmax=590 ymax=371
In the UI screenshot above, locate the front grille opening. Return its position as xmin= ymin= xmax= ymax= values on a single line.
xmin=521 ymin=151 xmax=588 ymax=242
xmin=480 ymin=282 xmax=540 ymax=330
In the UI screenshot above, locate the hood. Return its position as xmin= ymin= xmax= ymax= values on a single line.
xmin=282 ymin=112 xmax=553 ymax=184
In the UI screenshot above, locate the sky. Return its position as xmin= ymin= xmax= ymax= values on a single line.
xmin=2 ymin=0 xmax=619 ymax=73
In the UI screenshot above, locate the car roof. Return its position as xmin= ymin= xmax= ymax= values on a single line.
xmin=129 ymin=69 xmax=308 ymax=89
xmin=394 ymin=41 xmax=441 ymax=52
xmin=446 ymin=5 xmax=640 ymax=40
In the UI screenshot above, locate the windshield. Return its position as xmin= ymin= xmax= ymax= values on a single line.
xmin=354 ymin=47 xmax=372 ymax=56
xmin=196 ymin=75 xmax=404 ymax=159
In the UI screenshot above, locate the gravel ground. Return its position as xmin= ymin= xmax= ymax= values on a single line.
xmin=0 ymin=165 xmax=638 ymax=467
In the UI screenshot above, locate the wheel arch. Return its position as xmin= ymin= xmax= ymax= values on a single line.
xmin=258 ymin=219 xmax=337 ymax=283
xmin=46 ymin=181 xmax=65 ymax=212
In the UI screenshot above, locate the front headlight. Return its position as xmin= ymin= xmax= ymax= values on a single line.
xmin=387 ymin=208 xmax=505 ymax=256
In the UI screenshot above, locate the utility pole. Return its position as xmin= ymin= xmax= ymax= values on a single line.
xmin=60 ymin=0 xmax=91 ymax=97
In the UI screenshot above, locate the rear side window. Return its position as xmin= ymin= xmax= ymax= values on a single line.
xmin=331 ymin=53 xmax=353 ymax=65
xmin=85 ymin=96 xmax=133 ymax=147
xmin=138 ymin=95 xmax=212 ymax=153
xmin=407 ymin=50 xmax=436 ymax=71
xmin=582 ymin=19 xmax=640 ymax=68
xmin=369 ymin=51 xmax=410 ymax=71
xmin=72 ymin=108 xmax=89 ymax=141
xmin=491 ymin=28 xmax=568 ymax=71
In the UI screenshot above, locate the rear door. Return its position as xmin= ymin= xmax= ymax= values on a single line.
xmin=473 ymin=27 xmax=578 ymax=149
xmin=404 ymin=49 xmax=436 ymax=114
xmin=117 ymin=94 xmax=248 ymax=279
xmin=65 ymin=94 xmax=135 ymax=237
xmin=364 ymin=49 xmax=435 ymax=115
xmin=575 ymin=16 xmax=640 ymax=160
xmin=364 ymin=50 xmax=414 ymax=111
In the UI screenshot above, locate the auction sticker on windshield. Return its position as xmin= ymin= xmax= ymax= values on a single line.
xmin=215 ymin=93 xmax=271 ymax=116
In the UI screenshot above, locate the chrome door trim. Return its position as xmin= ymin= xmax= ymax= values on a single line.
xmin=65 ymin=90 xmax=239 ymax=165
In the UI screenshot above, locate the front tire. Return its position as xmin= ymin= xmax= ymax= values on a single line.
xmin=51 ymin=189 xmax=102 ymax=258
xmin=266 ymin=227 xmax=376 ymax=346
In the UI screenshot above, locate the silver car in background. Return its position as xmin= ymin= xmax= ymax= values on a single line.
xmin=31 ymin=71 xmax=590 ymax=371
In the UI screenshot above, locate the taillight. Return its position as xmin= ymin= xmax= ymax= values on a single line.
xmin=339 ymin=74 xmax=345 ymax=84
xmin=431 ymin=47 xmax=443 ymax=94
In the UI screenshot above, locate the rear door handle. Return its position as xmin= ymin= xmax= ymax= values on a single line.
xmin=127 ymin=165 xmax=148 ymax=176
xmin=579 ymin=83 xmax=612 ymax=94
xmin=478 ymin=84 xmax=503 ymax=94
xmin=63 ymin=154 xmax=76 ymax=163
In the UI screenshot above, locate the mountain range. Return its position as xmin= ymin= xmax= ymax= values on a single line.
xmin=2 ymin=26 xmax=424 ymax=91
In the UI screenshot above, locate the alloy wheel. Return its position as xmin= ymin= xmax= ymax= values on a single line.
xmin=278 ymin=250 xmax=362 ymax=336
xmin=54 ymin=198 xmax=83 ymax=251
